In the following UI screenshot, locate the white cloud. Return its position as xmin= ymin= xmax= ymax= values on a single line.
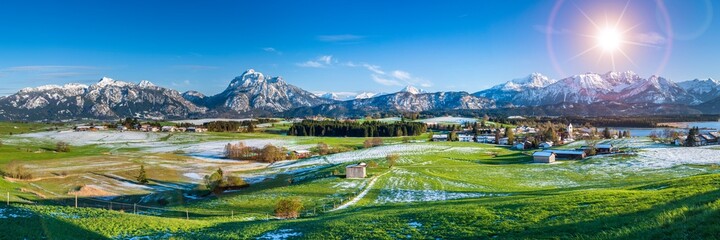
xmin=317 ymin=34 xmax=365 ymax=42
xmin=391 ymin=70 xmax=411 ymax=81
xmin=633 ymin=32 xmax=666 ymax=45
xmin=297 ymin=55 xmax=334 ymax=68
xmin=371 ymin=74 xmax=402 ymax=86
xmin=263 ymin=47 xmax=282 ymax=55
xmin=362 ymin=64 xmax=385 ymax=75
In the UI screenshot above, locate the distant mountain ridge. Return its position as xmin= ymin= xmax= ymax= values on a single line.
xmin=476 ymin=71 xmax=700 ymax=107
xmin=0 ymin=69 xmax=717 ymax=121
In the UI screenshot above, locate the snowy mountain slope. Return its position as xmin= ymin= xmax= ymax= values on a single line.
xmin=678 ymin=78 xmax=720 ymax=102
xmin=0 ymin=78 xmax=206 ymax=121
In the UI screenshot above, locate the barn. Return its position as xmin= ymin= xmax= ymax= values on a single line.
xmin=533 ymin=151 xmax=556 ymax=163
xmin=346 ymin=163 xmax=367 ymax=179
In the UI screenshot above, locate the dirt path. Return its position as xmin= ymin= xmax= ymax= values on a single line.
xmin=331 ymin=170 xmax=392 ymax=211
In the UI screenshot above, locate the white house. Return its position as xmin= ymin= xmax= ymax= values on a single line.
xmin=458 ymin=134 xmax=474 ymax=142
xmin=432 ymin=134 xmax=448 ymax=142
xmin=498 ymin=137 xmax=509 ymax=145
xmin=161 ymin=126 xmax=177 ymax=132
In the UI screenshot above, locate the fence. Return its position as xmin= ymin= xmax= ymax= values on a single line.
xmin=3 ymin=189 xmax=364 ymax=221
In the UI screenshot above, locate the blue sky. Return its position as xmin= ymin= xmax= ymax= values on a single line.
xmin=0 ymin=0 xmax=717 ymax=96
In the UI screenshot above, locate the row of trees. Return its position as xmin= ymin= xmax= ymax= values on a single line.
xmin=204 ymin=121 xmax=256 ymax=132
xmin=288 ymin=120 xmax=427 ymax=137
xmin=225 ymin=142 xmax=291 ymax=163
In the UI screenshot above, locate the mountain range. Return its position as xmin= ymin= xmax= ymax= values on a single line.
xmin=1 ymin=69 xmax=719 ymax=121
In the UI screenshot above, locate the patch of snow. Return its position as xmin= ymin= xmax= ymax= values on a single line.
xmin=257 ymin=229 xmax=302 ymax=240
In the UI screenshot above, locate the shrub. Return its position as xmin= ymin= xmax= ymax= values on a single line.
xmin=367 ymin=160 xmax=379 ymax=168
xmin=4 ymin=161 xmax=32 ymax=179
xmin=275 ymin=198 xmax=303 ymax=219
xmin=386 ymin=153 xmax=399 ymax=168
xmin=56 ymin=141 xmax=70 ymax=152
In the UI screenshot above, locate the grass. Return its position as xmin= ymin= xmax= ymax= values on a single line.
xmin=2 ymin=125 xmax=720 ymax=239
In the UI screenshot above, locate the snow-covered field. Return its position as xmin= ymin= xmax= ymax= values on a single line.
xmin=258 ymin=229 xmax=302 ymax=240
xmin=171 ymin=118 xmax=254 ymax=125
xmin=418 ymin=116 xmax=477 ymax=124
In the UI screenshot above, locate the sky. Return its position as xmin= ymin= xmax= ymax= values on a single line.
xmin=0 ymin=0 xmax=717 ymax=96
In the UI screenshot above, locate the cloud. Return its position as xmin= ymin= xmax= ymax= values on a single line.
xmin=371 ymin=74 xmax=402 ymax=86
xmin=362 ymin=64 xmax=385 ymax=75
xmin=297 ymin=55 xmax=334 ymax=68
xmin=533 ymin=25 xmax=570 ymax=35
xmin=317 ymin=34 xmax=365 ymax=42
xmin=2 ymin=65 xmax=97 ymax=72
xmin=633 ymin=32 xmax=666 ymax=45
xmin=391 ymin=70 xmax=411 ymax=81
xmin=263 ymin=47 xmax=282 ymax=55
xmin=172 ymin=65 xmax=220 ymax=70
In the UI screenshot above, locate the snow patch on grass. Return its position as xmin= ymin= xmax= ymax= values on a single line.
xmin=258 ymin=229 xmax=302 ymax=240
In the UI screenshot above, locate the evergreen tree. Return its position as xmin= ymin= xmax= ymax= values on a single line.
xmin=137 ymin=164 xmax=149 ymax=184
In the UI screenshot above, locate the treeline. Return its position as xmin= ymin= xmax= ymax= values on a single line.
xmin=288 ymin=120 xmax=427 ymax=137
xmin=200 ymin=119 xmax=280 ymax=132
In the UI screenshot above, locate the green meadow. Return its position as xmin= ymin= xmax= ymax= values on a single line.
xmin=1 ymin=122 xmax=720 ymax=239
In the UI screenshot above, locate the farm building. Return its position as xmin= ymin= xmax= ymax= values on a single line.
xmin=533 ymin=151 xmax=556 ymax=163
xmin=539 ymin=141 xmax=553 ymax=149
xmin=458 ymin=134 xmax=474 ymax=142
xmin=700 ymin=134 xmax=717 ymax=145
xmin=498 ymin=137 xmax=509 ymax=145
xmin=293 ymin=150 xmax=312 ymax=158
xmin=476 ymin=135 xmax=495 ymax=143
xmin=543 ymin=150 xmax=586 ymax=160
xmin=432 ymin=134 xmax=448 ymax=142
xmin=346 ymin=163 xmax=367 ymax=179
xmin=596 ymin=144 xmax=618 ymax=154
xmin=161 ymin=126 xmax=177 ymax=132
xmin=75 ymin=125 xmax=92 ymax=131
xmin=513 ymin=143 xmax=525 ymax=150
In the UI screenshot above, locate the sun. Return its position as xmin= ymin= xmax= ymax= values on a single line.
xmin=567 ymin=1 xmax=654 ymax=70
xmin=597 ymin=27 xmax=622 ymax=52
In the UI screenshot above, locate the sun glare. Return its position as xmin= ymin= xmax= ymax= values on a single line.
xmin=598 ymin=27 xmax=621 ymax=52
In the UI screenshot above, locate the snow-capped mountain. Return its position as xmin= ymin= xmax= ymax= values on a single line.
xmin=355 ymin=92 xmax=378 ymax=99
xmin=199 ymin=69 xmax=334 ymax=115
xmin=0 ymin=78 xmax=206 ymax=121
xmin=399 ymin=85 xmax=427 ymax=94
xmin=678 ymin=78 xmax=720 ymax=102
xmin=479 ymin=71 xmax=697 ymax=106
xmin=285 ymin=91 xmax=495 ymax=117
xmin=474 ymin=73 xmax=555 ymax=105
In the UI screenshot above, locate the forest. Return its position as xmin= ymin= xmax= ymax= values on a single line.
xmin=288 ymin=120 xmax=427 ymax=137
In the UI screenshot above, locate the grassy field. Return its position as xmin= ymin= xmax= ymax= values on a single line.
xmin=2 ymin=122 xmax=720 ymax=239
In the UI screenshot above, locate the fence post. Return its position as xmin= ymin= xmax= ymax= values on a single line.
xmin=74 ymin=193 xmax=78 ymax=208
xmin=109 ymin=202 xmax=112 ymax=210
xmin=134 ymin=203 xmax=137 ymax=214
xmin=186 ymin=209 xmax=189 ymax=220
xmin=6 ymin=192 xmax=9 ymax=205
xmin=231 ymin=210 xmax=234 ymax=218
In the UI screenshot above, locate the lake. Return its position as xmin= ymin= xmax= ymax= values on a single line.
xmin=603 ymin=121 xmax=720 ymax=137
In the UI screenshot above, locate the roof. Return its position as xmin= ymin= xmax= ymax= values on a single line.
xmin=294 ymin=150 xmax=311 ymax=154
xmin=533 ymin=151 xmax=555 ymax=157
xmin=544 ymin=150 xmax=585 ymax=155
xmin=432 ymin=134 xmax=448 ymax=138
xmin=596 ymin=144 xmax=614 ymax=149
xmin=346 ymin=163 xmax=367 ymax=168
